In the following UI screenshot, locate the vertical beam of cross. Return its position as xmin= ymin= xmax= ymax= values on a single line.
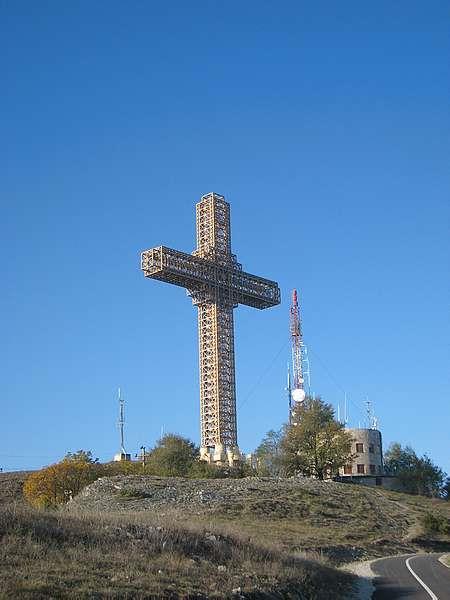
xmin=191 ymin=195 xmax=238 ymax=453
xmin=141 ymin=192 xmax=280 ymax=462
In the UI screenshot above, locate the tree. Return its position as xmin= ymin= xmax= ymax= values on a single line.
xmin=442 ymin=476 xmax=450 ymax=501
xmin=63 ymin=450 xmax=98 ymax=463
xmin=281 ymin=396 xmax=354 ymax=480
xmin=254 ymin=428 xmax=284 ymax=476
xmin=384 ymin=442 xmax=446 ymax=497
xmin=24 ymin=452 xmax=102 ymax=508
xmin=146 ymin=434 xmax=198 ymax=477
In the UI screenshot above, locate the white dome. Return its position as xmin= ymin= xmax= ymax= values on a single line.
xmin=292 ymin=388 xmax=306 ymax=403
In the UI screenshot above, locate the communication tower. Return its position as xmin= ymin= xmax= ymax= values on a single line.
xmin=113 ymin=387 xmax=131 ymax=462
xmin=289 ymin=289 xmax=310 ymax=419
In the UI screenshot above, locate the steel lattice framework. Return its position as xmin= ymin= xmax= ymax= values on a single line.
xmin=141 ymin=193 xmax=280 ymax=454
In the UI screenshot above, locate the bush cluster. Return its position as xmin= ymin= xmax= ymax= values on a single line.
xmin=24 ymin=436 xmax=253 ymax=508
xmin=24 ymin=452 xmax=102 ymax=508
xmin=421 ymin=511 xmax=450 ymax=535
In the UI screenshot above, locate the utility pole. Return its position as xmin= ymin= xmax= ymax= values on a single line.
xmin=140 ymin=445 xmax=146 ymax=470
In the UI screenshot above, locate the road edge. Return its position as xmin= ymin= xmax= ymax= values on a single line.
xmin=341 ymin=559 xmax=376 ymax=600
xmin=438 ymin=553 xmax=450 ymax=568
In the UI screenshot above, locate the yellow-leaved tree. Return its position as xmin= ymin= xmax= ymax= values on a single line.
xmin=24 ymin=450 xmax=103 ymax=508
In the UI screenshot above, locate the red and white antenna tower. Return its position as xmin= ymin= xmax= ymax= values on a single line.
xmin=288 ymin=289 xmax=310 ymax=418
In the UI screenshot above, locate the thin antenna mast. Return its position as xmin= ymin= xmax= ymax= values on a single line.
xmin=286 ymin=363 xmax=292 ymax=423
xmin=365 ymin=398 xmax=371 ymax=429
xmin=118 ymin=387 xmax=126 ymax=454
xmin=365 ymin=397 xmax=378 ymax=429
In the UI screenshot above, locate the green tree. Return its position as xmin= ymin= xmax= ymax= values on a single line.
xmin=254 ymin=428 xmax=284 ymax=476
xmin=146 ymin=434 xmax=198 ymax=476
xmin=63 ymin=450 xmax=98 ymax=463
xmin=384 ymin=442 xmax=446 ymax=497
xmin=281 ymin=396 xmax=354 ymax=480
xmin=442 ymin=476 xmax=450 ymax=501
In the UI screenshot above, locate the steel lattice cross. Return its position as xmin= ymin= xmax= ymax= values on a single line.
xmin=141 ymin=193 xmax=280 ymax=460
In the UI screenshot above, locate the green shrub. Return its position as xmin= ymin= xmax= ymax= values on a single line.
xmin=145 ymin=434 xmax=198 ymax=476
xmin=103 ymin=461 xmax=144 ymax=476
xmin=421 ymin=511 xmax=450 ymax=534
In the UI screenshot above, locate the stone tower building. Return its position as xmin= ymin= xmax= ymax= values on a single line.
xmin=340 ymin=428 xmax=384 ymax=477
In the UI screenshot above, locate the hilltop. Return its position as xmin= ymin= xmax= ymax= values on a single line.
xmin=68 ymin=474 xmax=450 ymax=563
xmin=1 ymin=471 xmax=449 ymax=598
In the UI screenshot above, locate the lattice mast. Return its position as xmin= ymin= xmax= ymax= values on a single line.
xmin=289 ymin=289 xmax=310 ymax=411
xmin=118 ymin=387 xmax=126 ymax=454
xmin=192 ymin=197 xmax=238 ymax=451
xmin=141 ymin=193 xmax=280 ymax=462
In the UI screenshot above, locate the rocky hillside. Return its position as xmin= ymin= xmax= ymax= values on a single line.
xmin=2 ymin=471 xmax=449 ymax=598
xmin=68 ymin=474 xmax=450 ymax=564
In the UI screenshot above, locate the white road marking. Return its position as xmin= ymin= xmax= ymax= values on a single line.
xmin=405 ymin=556 xmax=439 ymax=600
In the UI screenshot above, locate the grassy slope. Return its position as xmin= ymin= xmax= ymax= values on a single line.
xmin=1 ymin=472 xmax=449 ymax=598
xmin=0 ymin=472 xmax=353 ymax=599
xmin=210 ymin=485 xmax=450 ymax=561
xmin=69 ymin=475 xmax=450 ymax=563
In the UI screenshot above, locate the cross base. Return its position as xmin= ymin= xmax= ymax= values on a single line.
xmin=200 ymin=444 xmax=242 ymax=467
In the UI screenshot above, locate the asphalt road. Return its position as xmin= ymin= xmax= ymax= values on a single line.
xmin=372 ymin=553 xmax=450 ymax=599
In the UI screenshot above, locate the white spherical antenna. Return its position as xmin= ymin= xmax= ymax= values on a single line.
xmin=292 ymin=388 xmax=306 ymax=403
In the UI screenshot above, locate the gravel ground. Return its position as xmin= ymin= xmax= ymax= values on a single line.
xmin=343 ymin=561 xmax=376 ymax=600
xmin=69 ymin=474 xmax=342 ymax=514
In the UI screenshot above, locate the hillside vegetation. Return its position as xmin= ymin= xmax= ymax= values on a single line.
xmin=69 ymin=474 xmax=450 ymax=562
xmin=1 ymin=471 xmax=449 ymax=598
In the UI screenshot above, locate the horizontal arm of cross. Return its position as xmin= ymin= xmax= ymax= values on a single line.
xmin=141 ymin=246 xmax=280 ymax=309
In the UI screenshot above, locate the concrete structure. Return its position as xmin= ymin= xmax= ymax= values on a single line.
xmin=336 ymin=428 xmax=405 ymax=492
xmin=340 ymin=428 xmax=384 ymax=477
xmin=141 ymin=193 xmax=280 ymax=463
xmin=113 ymin=452 xmax=131 ymax=462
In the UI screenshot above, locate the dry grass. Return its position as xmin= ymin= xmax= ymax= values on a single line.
xmin=2 ymin=470 xmax=449 ymax=597
xmin=68 ymin=474 xmax=450 ymax=563
xmin=205 ymin=483 xmax=450 ymax=559
xmin=0 ymin=472 xmax=30 ymax=505
xmin=0 ymin=503 xmax=353 ymax=599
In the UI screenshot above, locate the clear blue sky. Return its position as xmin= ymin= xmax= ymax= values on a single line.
xmin=1 ymin=1 xmax=449 ymax=474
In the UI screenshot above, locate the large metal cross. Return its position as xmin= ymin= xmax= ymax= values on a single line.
xmin=141 ymin=193 xmax=280 ymax=462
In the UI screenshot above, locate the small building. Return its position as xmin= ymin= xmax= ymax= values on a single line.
xmin=113 ymin=452 xmax=131 ymax=462
xmin=340 ymin=428 xmax=383 ymax=477
xmin=336 ymin=428 xmax=404 ymax=491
